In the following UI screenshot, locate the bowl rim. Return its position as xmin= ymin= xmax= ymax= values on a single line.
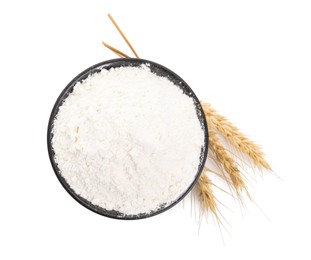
xmin=47 ymin=58 xmax=209 ymax=220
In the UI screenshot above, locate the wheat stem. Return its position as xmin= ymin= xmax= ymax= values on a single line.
xmin=102 ymin=42 xmax=129 ymax=58
xmin=107 ymin=13 xmax=139 ymax=58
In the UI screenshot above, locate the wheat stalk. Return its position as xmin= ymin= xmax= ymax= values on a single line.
xmin=201 ymin=102 xmax=271 ymax=171
xmin=107 ymin=13 xmax=139 ymax=58
xmin=102 ymin=42 xmax=129 ymax=58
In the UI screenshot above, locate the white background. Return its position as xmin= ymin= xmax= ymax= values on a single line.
xmin=1 ymin=0 xmax=311 ymax=259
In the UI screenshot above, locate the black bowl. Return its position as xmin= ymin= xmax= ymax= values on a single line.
xmin=47 ymin=58 xmax=208 ymax=220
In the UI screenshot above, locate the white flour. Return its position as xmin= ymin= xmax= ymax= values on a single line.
xmin=52 ymin=65 xmax=204 ymax=215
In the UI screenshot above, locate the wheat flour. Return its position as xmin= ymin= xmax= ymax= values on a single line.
xmin=52 ymin=65 xmax=204 ymax=215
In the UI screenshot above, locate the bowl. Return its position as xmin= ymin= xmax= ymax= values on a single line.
xmin=47 ymin=58 xmax=208 ymax=219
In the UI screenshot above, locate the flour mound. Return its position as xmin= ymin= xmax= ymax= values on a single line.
xmin=52 ymin=65 xmax=204 ymax=215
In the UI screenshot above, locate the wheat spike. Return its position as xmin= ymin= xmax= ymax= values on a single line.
xmin=201 ymin=102 xmax=271 ymax=171
xmin=208 ymin=130 xmax=246 ymax=193
xmin=196 ymin=170 xmax=218 ymax=216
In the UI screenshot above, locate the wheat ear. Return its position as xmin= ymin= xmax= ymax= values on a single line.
xmin=201 ymin=102 xmax=271 ymax=171
xmin=208 ymin=130 xmax=246 ymax=193
xmin=196 ymin=169 xmax=218 ymax=216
